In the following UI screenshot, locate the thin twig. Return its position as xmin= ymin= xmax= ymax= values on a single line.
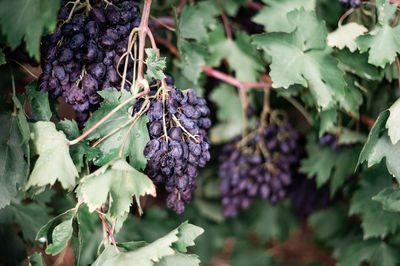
xmin=69 ymin=92 xmax=147 ymax=145
xmin=338 ymin=8 xmax=354 ymax=27
xmin=282 ymin=95 xmax=312 ymax=125
xmin=176 ymin=0 xmax=187 ymax=14
xmin=248 ymin=1 xmax=264 ymax=10
xmin=201 ymin=65 xmax=271 ymax=89
xmin=217 ymin=0 xmax=232 ymax=40
xmin=155 ymin=37 xmax=180 ymax=60
xmin=150 ymin=15 xmax=175 ymax=31
xmin=9 ymin=59 xmax=39 ymax=79
xmin=396 ymin=56 xmax=400 ymax=89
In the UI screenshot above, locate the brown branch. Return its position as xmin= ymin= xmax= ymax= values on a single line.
xmin=248 ymin=1 xmax=264 ymax=10
xmin=346 ymin=111 xmax=375 ymax=128
xmin=176 ymin=0 xmax=187 ymax=14
xmin=150 ymin=15 xmax=175 ymax=31
xmin=396 ymin=56 xmax=400 ymax=89
xmin=218 ymin=1 xmax=232 ymax=40
xmin=155 ymin=37 xmax=180 ymax=59
xmin=201 ymin=65 xmax=271 ymax=89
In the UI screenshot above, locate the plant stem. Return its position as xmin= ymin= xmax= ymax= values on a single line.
xmin=396 ymin=56 xmax=400 ymax=89
xmin=11 ymin=69 xmax=16 ymax=116
xmin=282 ymin=95 xmax=312 ymax=125
xmin=69 ymin=92 xmax=147 ymax=145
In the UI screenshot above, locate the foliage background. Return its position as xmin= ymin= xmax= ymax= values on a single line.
xmin=1 ymin=0 xmax=400 ymax=265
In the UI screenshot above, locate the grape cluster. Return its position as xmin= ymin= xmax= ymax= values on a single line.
xmin=319 ymin=133 xmax=353 ymax=150
xmin=39 ymin=0 xmax=140 ymax=125
xmin=142 ymin=86 xmax=212 ymax=215
xmin=219 ymin=121 xmax=301 ymax=217
xmin=290 ymin=177 xmax=332 ymax=217
xmin=339 ymin=0 xmax=362 ymax=8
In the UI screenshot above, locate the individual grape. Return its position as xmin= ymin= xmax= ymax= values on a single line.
xmin=218 ymin=120 xmax=302 ymax=217
xmin=140 ymin=84 xmax=211 ymax=215
xmin=339 ymin=0 xmax=362 ymax=7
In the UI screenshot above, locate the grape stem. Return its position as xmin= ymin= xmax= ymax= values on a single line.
xmin=217 ymin=0 xmax=232 ymax=40
xmin=201 ymin=65 xmax=271 ymax=111
xmin=97 ymin=210 xmax=119 ymax=254
xmin=69 ymin=92 xmax=147 ymax=145
xmin=172 ymin=114 xmax=200 ymax=143
xmin=155 ymin=37 xmax=180 ymax=60
xmin=396 ymin=56 xmax=400 ymax=90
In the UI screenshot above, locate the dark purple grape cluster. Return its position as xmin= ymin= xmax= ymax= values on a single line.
xmin=339 ymin=0 xmax=362 ymax=8
xmin=39 ymin=0 xmax=140 ymax=125
xmin=142 ymin=86 xmax=212 ymax=215
xmin=219 ymin=121 xmax=301 ymax=217
xmin=319 ymin=133 xmax=353 ymax=150
xmin=290 ymin=177 xmax=332 ymax=217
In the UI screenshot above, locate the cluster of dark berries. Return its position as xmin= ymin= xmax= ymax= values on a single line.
xmin=142 ymin=86 xmax=212 ymax=215
xmin=290 ymin=177 xmax=332 ymax=217
xmin=219 ymin=121 xmax=301 ymax=217
xmin=39 ymin=0 xmax=140 ymax=125
xmin=319 ymin=133 xmax=353 ymax=150
xmin=339 ymin=0 xmax=362 ymax=8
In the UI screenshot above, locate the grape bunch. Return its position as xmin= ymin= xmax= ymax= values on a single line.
xmin=142 ymin=86 xmax=212 ymax=215
xmin=39 ymin=0 xmax=140 ymax=125
xmin=290 ymin=177 xmax=332 ymax=217
xmin=319 ymin=133 xmax=353 ymax=150
xmin=219 ymin=120 xmax=301 ymax=217
xmin=339 ymin=0 xmax=362 ymax=8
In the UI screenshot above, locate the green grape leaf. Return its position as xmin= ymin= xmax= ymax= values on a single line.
xmin=231 ymin=240 xmax=281 ymax=266
xmin=77 ymin=158 xmax=156 ymax=217
xmin=195 ymin=1 xmax=220 ymax=27
xmin=93 ymin=222 xmax=203 ymax=266
xmin=356 ymin=0 xmax=400 ymax=67
xmin=309 ymin=205 xmax=347 ymax=245
xmin=0 ymin=0 xmax=60 ymax=59
xmin=25 ymin=121 xmax=78 ymax=191
xmin=172 ymin=222 xmax=204 ymax=253
xmin=253 ymin=9 xmax=345 ymax=110
xmin=9 ymin=201 xmax=51 ymax=244
xmin=336 ymin=75 xmax=363 ymax=118
xmin=179 ymin=41 xmax=208 ymax=84
xmin=155 ymin=253 xmax=201 ymax=266
xmin=26 ymin=81 xmax=52 ymax=121
xmin=386 ymin=98 xmax=400 ymax=145
xmin=335 ymin=48 xmax=382 ymax=80
xmin=337 ymin=239 xmax=400 ymax=266
xmin=0 ymin=95 xmax=29 ymax=209
xmin=0 ymin=113 xmax=28 ymax=209
xmin=349 ymin=165 xmax=400 ymax=239
xmin=366 ymin=134 xmax=400 ymax=181
xmin=300 ymin=134 xmax=360 ymax=194
xmin=245 ymin=200 xmax=298 ymax=242
xmin=319 ymin=109 xmax=337 ymax=137
xmin=0 ymin=49 xmax=5 ymax=65
xmin=338 ymin=128 xmax=367 ymax=145
xmin=36 ymin=209 xmax=76 ymax=255
xmin=208 ymin=26 xmax=264 ymax=82
xmin=209 ymin=84 xmax=244 ymax=143
xmin=46 ymin=219 xmax=74 ymax=255
xmin=219 ymin=0 xmax=246 ymax=16
xmin=84 ymin=89 xmax=149 ymax=169
xmin=373 ymin=187 xmax=400 ymax=212
xmin=179 ymin=6 xmax=207 ymax=41
xmin=358 ymin=110 xmax=390 ymax=166
xmin=28 ymin=253 xmax=45 ymax=266
xmin=252 ymin=0 xmax=316 ymax=33
xmin=327 ymin=23 xmax=367 ymax=52
xmin=57 ymin=119 xmax=98 ymax=171
xmin=145 ymin=48 xmax=166 ymax=80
